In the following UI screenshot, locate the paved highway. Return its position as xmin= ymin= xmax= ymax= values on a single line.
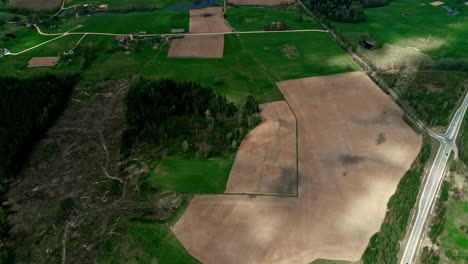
xmin=400 ymin=91 xmax=468 ymax=264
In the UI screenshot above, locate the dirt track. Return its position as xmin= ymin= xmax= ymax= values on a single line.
xmin=227 ymin=0 xmax=295 ymax=5
xmin=168 ymin=35 xmax=224 ymax=58
xmin=173 ymin=72 xmax=422 ymax=263
xmin=189 ymin=7 xmax=232 ymax=33
xmin=225 ymin=101 xmax=297 ymax=195
xmin=27 ymin=57 xmax=59 ymax=67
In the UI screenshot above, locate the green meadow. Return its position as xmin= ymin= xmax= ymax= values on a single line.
xmin=226 ymin=6 xmax=320 ymax=31
xmin=439 ymin=201 xmax=468 ymax=263
xmin=333 ymin=0 xmax=468 ymax=59
xmin=148 ymin=155 xmax=234 ymax=193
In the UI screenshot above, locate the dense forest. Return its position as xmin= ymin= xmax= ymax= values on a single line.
xmin=302 ymin=0 xmax=366 ymax=23
xmin=302 ymin=0 xmax=389 ymax=23
xmin=0 ymin=74 xmax=78 ymax=262
xmin=120 ymin=77 xmax=259 ymax=158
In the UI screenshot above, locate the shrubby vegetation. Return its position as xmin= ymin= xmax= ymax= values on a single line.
xmin=361 ymin=139 xmax=431 ymax=264
xmin=428 ymin=181 xmax=450 ymax=243
xmin=400 ymin=71 xmax=467 ymax=127
xmin=120 ymin=77 xmax=260 ymax=158
xmin=0 ymin=73 xmax=78 ymax=263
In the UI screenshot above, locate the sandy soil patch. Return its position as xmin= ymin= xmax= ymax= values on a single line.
xmin=225 ymin=101 xmax=297 ymax=195
xmin=27 ymin=57 xmax=59 ymax=67
xmin=9 ymin=0 xmax=61 ymax=9
xmin=227 ymin=0 xmax=295 ymax=6
xmin=173 ymin=72 xmax=422 ymax=264
xmin=189 ymin=7 xmax=232 ymax=33
xmin=168 ymin=35 xmax=224 ymax=58
xmin=430 ymin=1 xmax=444 ymax=5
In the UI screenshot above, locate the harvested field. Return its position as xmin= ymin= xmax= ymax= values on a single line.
xmin=225 ymin=101 xmax=297 ymax=195
xmin=173 ymin=72 xmax=422 ymax=264
xmin=189 ymin=7 xmax=232 ymax=33
xmin=9 ymin=0 xmax=61 ymax=9
xmin=429 ymin=1 xmax=444 ymax=5
xmin=168 ymin=35 xmax=224 ymax=58
xmin=27 ymin=57 xmax=59 ymax=67
xmin=227 ymin=0 xmax=295 ymax=6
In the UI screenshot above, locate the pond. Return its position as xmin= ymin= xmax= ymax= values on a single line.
xmin=165 ymin=0 xmax=218 ymax=11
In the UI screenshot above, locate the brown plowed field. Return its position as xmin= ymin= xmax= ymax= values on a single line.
xmin=189 ymin=7 xmax=232 ymax=33
xmin=9 ymin=0 xmax=61 ymax=9
xmin=27 ymin=57 xmax=59 ymax=67
xmin=168 ymin=35 xmax=224 ymax=58
xmin=225 ymin=101 xmax=297 ymax=195
xmin=227 ymin=0 xmax=295 ymax=6
xmin=173 ymin=72 xmax=422 ymax=264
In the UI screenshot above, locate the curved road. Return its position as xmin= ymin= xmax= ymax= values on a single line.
xmin=400 ymin=91 xmax=468 ymax=264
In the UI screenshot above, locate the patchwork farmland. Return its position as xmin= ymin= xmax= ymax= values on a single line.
xmin=1 ymin=0 xmax=465 ymax=263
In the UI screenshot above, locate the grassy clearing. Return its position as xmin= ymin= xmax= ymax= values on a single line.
xmin=439 ymin=201 xmax=468 ymax=263
xmin=65 ymin=0 xmax=193 ymax=10
xmin=333 ymin=0 xmax=468 ymax=60
xmin=148 ymin=156 xmax=234 ymax=193
xmin=72 ymin=10 xmax=188 ymax=34
xmin=0 ymin=24 xmax=54 ymax=52
xmin=99 ymin=214 xmax=199 ymax=264
xmin=226 ymin=7 xmax=319 ymax=31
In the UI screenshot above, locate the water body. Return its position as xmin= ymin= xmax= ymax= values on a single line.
xmin=165 ymin=0 xmax=218 ymax=11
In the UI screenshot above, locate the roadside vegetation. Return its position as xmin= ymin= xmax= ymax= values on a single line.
xmin=0 ymin=73 xmax=78 ymax=263
xmin=361 ymin=137 xmax=431 ymax=264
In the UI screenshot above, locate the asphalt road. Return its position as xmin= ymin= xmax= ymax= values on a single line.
xmin=400 ymin=91 xmax=468 ymax=264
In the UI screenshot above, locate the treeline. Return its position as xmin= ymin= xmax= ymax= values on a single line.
xmin=361 ymin=139 xmax=431 ymax=264
xmin=121 ymin=77 xmax=259 ymax=158
xmin=302 ymin=0 xmax=366 ymax=23
xmin=0 ymin=73 xmax=78 ymax=262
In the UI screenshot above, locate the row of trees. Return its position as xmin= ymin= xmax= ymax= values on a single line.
xmin=120 ymin=77 xmax=259 ymax=158
xmin=0 ymin=73 xmax=78 ymax=263
xmin=361 ymin=140 xmax=431 ymax=263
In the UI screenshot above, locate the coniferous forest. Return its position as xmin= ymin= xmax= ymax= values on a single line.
xmin=302 ymin=0 xmax=367 ymax=23
xmin=120 ymin=77 xmax=260 ymax=158
xmin=0 ymin=73 xmax=78 ymax=262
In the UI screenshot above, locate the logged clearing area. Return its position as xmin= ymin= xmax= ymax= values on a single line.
xmin=227 ymin=0 xmax=295 ymax=5
xmin=225 ymin=101 xmax=297 ymax=195
xmin=9 ymin=0 xmax=61 ymax=9
xmin=173 ymin=72 xmax=422 ymax=263
xmin=168 ymin=35 xmax=224 ymax=58
xmin=189 ymin=7 xmax=232 ymax=33
xmin=27 ymin=57 xmax=59 ymax=67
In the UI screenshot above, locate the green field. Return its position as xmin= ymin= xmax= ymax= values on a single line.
xmin=72 ymin=10 xmax=188 ymax=34
xmin=226 ymin=7 xmax=319 ymax=31
xmin=439 ymin=201 xmax=468 ymax=263
xmin=148 ymin=156 xmax=234 ymax=193
xmin=0 ymin=24 xmax=54 ymax=52
xmin=333 ymin=0 xmax=468 ymax=60
xmin=64 ymin=0 xmax=194 ymax=9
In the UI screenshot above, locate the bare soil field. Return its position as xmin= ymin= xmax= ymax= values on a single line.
xmin=27 ymin=57 xmax=59 ymax=67
xmin=225 ymin=101 xmax=297 ymax=195
xmin=227 ymin=0 xmax=295 ymax=6
xmin=173 ymin=72 xmax=422 ymax=264
xmin=9 ymin=0 xmax=61 ymax=10
xmin=189 ymin=7 xmax=232 ymax=33
xmin=168 ymin=35 xmax=224 ymax=58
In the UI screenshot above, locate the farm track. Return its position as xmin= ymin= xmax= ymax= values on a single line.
xmin=6 ymin=25 xmax=327 ymax=56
